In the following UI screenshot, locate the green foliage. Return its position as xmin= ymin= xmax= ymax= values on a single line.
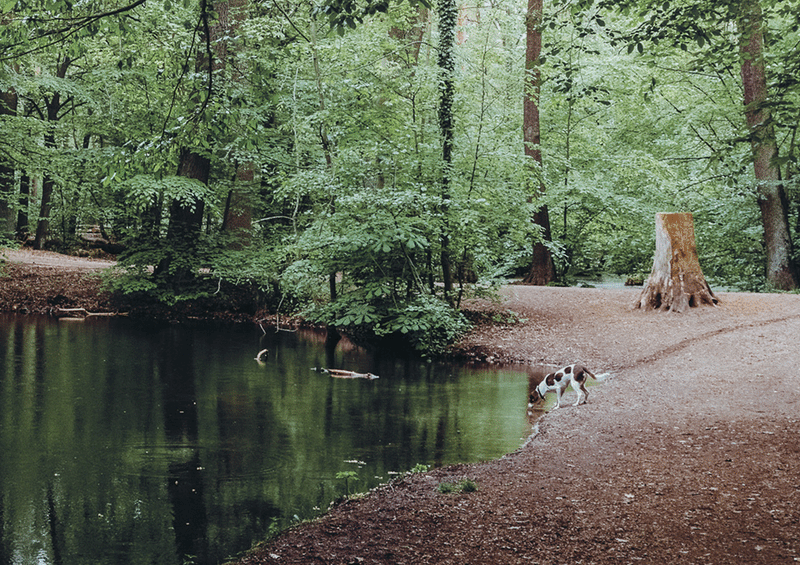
xmin=3 ymin=0 xmax=800 ymax=348
xmin=335 ymin=470 xmax=360 ymax=495
xmin=435 ymin=478 xmax=478 ymax=494
xmin=308 ymin=290 xmax=471 ymax=356
xmin=315 ymin=0 xmax=432 ymax=33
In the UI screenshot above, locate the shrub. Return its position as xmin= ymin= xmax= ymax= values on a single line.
xmin=306 ymin=291 xmax=471 ymax=356
xmin=436 ymin=478 xmax=479 ymax=494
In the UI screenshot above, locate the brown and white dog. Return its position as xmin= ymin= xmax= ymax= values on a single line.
xmin=528 ymin=364 xmax=601 ymax=409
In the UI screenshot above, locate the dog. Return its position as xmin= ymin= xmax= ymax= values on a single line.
xmin=528 ymin=364 xmax=600 ymax=409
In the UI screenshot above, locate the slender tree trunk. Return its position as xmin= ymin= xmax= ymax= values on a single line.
xmin=0 ymin=89 xmax=17 ymax=238
xmin=34 ymin=175 xmax=55 ymax=249
xmin=522 ymin=0 xmax=555 ymax=285
xmin=221 ymin=163 xmax=253 ymax=247
xmin=437 ymin=0 xmax=456 ymax=302
xmin=17 ymin=173 xmax=29 ymax=239
xmin=738 ymin=0 xmax=797 ymax=290
xmin=309 ymin=16 xmax=338 ymax=301
xmin=218 ymin=0 xmax=254 ymax=247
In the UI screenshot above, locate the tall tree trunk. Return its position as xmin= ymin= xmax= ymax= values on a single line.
xmin=159 ymin=0 xmax=221 ymax=282
xmin=522 ymin=0 xmax=555 ymax=285
xmin=738 ymin=0 xmax=797 ymax=290
xmin=219 ymin=0 xmax=254 ymax=247
xmin=171 ymin=150 xmax=210 ymax=238
xmin=437 ymin=0 xmax=456 ymax=302
xmin=33 ymin=56 xmax=71 ymax=250
xmin=17 ymin=173 xmax=29 ymax=240
xmin=34 ymin=175 xmax=55 ymax=249
xmin=221 ymin=163 xmax=253 ymax=247
xmin=309 ymin=16 xmax=338 ymax=302
xmin=158 ymin=148 xmax=210 ymax=282
xmin=0 ymin=88 xmax=17 ymax=238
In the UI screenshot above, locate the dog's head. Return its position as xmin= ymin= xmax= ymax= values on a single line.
xmin=528 ymin=377 xmax=551 ymax=405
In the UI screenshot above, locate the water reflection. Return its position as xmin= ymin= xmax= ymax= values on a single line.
xmin=0 ymin=314 xmax=535 ymax=565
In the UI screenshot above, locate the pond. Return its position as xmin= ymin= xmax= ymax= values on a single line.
xmin=0 ymin=314 xmax=537 ymax=565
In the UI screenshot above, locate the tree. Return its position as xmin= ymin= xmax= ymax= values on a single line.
xmin=219 ymin=0 xmax=255 ymax=249
xmin=33 ymin=55 xmax=72 ymax=250
xmin=437 ymin=0 xmax=456 ymax=300
xmin=737 ymin=0 xmax=797 ymax=290
xmin=635 ymin=212 xmax=718 ymax=312
xmin=0 ymin=87 xmax=17 ymax=238
xmin=522 ymin=0 xmax=555 ymax=285
xmin=154 ymin=0 xmax=217 ymax=286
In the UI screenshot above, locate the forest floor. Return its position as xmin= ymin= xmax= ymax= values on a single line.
xmin=2 ymin=248 xmax=800 ymax=564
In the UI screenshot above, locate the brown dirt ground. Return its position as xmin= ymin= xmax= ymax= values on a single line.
xmin=3 ymin=249 xmax=800 ymax=564
xmin=0 ymin=248 xmax=116 ymax=315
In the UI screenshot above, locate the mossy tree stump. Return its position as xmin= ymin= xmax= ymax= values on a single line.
xmin=634 ymin=212 xmax=719 ymax=313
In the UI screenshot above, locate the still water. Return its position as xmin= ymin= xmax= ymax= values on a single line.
xmin=0 ymin=314 xmax=535 ymax=565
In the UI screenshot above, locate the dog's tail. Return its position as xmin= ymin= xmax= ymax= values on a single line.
xmin=591 ymin=370 xmax=613 ymax=382
xmin=584 ymin=367 xmax=612 ymax=382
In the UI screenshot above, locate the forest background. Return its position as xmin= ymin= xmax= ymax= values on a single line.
xmin=1 ymin=0 xmax=799 ymax=354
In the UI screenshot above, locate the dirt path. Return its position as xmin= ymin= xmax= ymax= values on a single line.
xmin=241 ymin=287 xmax=800 ymax=565
xmin=1 ymin=247 xmax=116 ymax=270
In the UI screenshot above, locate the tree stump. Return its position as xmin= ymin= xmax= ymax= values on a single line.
xmin=634 ymin=212 xmax=719 ymax=313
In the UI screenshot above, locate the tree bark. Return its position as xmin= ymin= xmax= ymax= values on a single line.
xmin=0 ymin=88 xmax=17 ymax=238
xmin=521 ymin=0 xmax=555 ymax=285
xmin=34 ymin=56 xmax=71 ymax=250
xmin=635 ymin=213 xmax=718 ymax=313
xmin=221 ymin=164 xmax=253 ymax=245
xmin=738 ymin=0 xmax=797 ymax=290
xmin=17 ymin=173 xmax=29 ymax=239
xmin=159 ymin=0 xmax=222 ymax=282
xmin=389 ymin=6 xmax=428 ymax=66
xmin=157 ymin=148 xmax=210 ymax=281
xmin=218 ymin=0 xmax=253 ymax=248
xmin=437 ymin=0 xmax=456 ymax=302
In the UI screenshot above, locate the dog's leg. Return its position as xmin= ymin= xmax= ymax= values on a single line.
xmin=573 ymin=381 xmax=589 ymax=406
xmin=554 ymin=383 xmax=566 ymax=408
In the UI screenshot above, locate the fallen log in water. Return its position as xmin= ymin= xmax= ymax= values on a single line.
xmin=314 ymin=368 xmax=380 ymax=380
xmin=56 ymin=307 xmax=121 ymax=318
